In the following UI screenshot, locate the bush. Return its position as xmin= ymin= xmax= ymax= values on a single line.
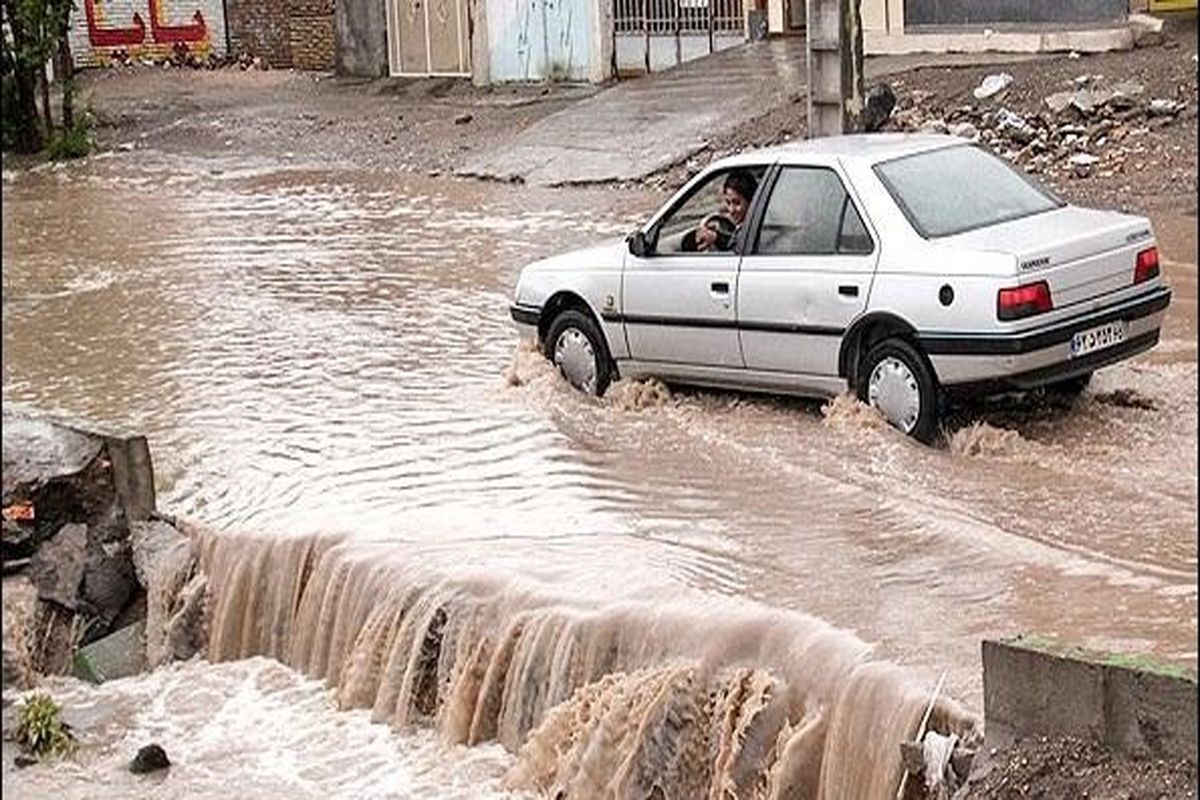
xmin=44 ymin=114 xmax=93 ymax=161
xmin=15 ymin=692 xmax=75 ymax=757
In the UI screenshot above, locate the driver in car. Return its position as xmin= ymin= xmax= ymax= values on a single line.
xmin=684 ymin=170 xmax=759 ymax=252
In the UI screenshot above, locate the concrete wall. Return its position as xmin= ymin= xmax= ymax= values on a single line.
xmin=615 ymin=32 xmax=742 ymax=73
xmin=983 ymin=638 xmax=1198 ymax=762
xmin=69 ymin=0 xmax=228 ymax=67
xmin=336 ymin=0 xmax=388 ymax=75
xmin=487 ymin=0 xmax=602 ymax=82
xmin=905 ymin=0 xmax=1127 ymax=26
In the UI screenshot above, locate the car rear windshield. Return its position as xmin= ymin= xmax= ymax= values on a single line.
xmin=874 ymin=145 xmax=1064 ymax=238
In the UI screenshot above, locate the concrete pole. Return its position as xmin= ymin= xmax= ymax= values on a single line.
xmin=805 ymin=0 xmax=865 ymax=138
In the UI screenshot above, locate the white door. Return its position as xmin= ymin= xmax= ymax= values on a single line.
xmin=737 ymin=165 xmax=878 ymax=377
xmin=623 ymin=251 xmax=743 ymax=367
xmin=621 ymin=165 xmax=769 ymax=368
xmin=387 ymin=0 xmax=469 ymax=76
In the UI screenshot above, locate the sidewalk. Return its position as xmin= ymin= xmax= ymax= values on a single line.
xmin=457 ymin=39 xmax=1045 ymax=186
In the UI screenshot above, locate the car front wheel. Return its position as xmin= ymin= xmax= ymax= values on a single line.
xmin=857 ymin=337 xmax=940 ymax=443
xmin=544 ymin=309 xmax=613 ymax=396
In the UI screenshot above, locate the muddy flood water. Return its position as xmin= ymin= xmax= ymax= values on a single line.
xmin=3 ymin=152 xmax=1196 ymax=798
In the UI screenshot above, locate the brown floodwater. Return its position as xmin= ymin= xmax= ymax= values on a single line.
xmin=3 ymin=153 xmax=1195 ymax=798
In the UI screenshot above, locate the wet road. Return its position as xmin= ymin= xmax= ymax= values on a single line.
xmin=3 ymin=153 xmax=1196 ymax=721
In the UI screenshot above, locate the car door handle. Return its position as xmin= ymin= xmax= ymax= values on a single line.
xmin=838 ymin=285 xmax=859 ymax=297
xmin=711 ymin=281 xmax=730 ymax=294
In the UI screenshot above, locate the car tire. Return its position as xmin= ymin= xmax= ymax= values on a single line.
xmin=856 ymin=337 xmax=940 ymax=443
xmin=544 ymin=309 xmax=613 ymax=396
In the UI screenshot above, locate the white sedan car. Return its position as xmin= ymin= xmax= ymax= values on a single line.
xmin=509 ymin=134 xmax=1171 ymax=442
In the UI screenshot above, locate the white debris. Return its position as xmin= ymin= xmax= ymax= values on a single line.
xmin=973 ymin=73 xmax=1013 ymax=100
xmin=1148 ymin=98 xmax=1184 ymax=116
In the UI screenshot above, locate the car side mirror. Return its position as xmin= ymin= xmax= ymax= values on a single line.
xmin=627 ymin=230 xmax=649 ymax=258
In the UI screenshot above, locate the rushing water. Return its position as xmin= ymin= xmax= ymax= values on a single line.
xmin=3 ymin=152 xmax=1196 ymax=798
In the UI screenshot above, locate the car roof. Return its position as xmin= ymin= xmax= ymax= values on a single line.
xmin=713 ymin=134 xmax=964 ymax=169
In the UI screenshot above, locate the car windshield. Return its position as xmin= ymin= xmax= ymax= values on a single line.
xmin=874 ymin=145 xmax=1064 ymax=238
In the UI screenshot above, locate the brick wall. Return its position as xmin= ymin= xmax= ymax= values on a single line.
xmin=289 ymin=0 xmax=336 ymax=69
xmin=227 ymin=0 xmax=292 ymax=67
xmin=69 ymin=0 xmax=229 ymax=67
xmin=226 ymin=0 xmax=336 ymax=69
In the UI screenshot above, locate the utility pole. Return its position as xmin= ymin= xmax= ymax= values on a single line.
xmin=805 ymin=0 xmax=865 ymax=137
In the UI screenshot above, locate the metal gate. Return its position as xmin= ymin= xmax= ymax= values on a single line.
xmin=386 ymin=0 xmax=469 ymax=77
xmin=614 ymin=0 xmax=745 ymax=73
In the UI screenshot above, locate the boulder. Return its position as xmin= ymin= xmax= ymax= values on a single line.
xmin=130 ymin=743 xmax=171 ymax=773
xmin=72 ymin=621 xmax=147 ymax=683
xmin=28 ymin=523 xmax=87 ymax=610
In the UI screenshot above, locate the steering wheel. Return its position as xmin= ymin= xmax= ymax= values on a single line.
xmin=701 ymin=213 xmax=737 ymax=250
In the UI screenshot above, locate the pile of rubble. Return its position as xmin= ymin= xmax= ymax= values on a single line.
xmin=886 ymin=71 xmax=1194 ymax=182
xmin=2 ymin=409 xmax=205 ymax=694
xmin=96 ymin=49 xmax=267 ymax=72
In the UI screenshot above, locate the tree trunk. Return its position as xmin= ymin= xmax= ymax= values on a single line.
xmin=2 ymin=0 xmax=44 ymax=152
xmin=59 ymin=36 xmax=74 ymax=129
xmin=40 ymin=68 xmax=54 ymax=138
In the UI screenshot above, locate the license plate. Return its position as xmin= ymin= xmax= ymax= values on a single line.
xmin=1070 ymin=320 xmax=1127 ymax=358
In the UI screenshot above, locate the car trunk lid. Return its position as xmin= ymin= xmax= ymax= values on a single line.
xmin=944 ymin=206 xmax=1154 ymax=309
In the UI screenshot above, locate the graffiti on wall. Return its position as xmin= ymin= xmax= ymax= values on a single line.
xmin=71 ymin=0 xmax=227 ymax=66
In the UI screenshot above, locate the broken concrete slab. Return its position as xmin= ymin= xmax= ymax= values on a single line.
xmin=132 ymin=520 xmax=204 ymax=667
xmin=2 ymin=406 xmax=156 ymax=523
xmin=29 ymin=523 xmax=87 ymax=611
xmin=1129 ymin=13 xmax=1166 ymax=47
xmin=73 ymin=621 xmax=147 ymax=683
xmin=983 ymin=636 xmax=1198 ymax=762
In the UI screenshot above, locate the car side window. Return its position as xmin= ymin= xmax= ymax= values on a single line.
xmin=651 ymin=165 xmax=767 ymax=255
xmin=753 ymin=167 xmax=874 ymax=256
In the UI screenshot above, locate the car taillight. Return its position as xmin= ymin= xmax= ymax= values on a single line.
xmin=997 ymin=281 xmax=1053 ymax=321
xmin=1134 ymin=247 xmax=1159 ymax=284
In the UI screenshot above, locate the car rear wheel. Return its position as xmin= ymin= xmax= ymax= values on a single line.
xmin=857 ymin=337 xmax=940 ymax=443
xmin=544 ymin=309 xmax=613 ymax=396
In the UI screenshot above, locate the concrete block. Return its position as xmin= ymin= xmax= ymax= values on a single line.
xmin=983 ymin=637 xmax=1198 ymax=760
xmin=1104 ymin=662 xmax=1198 ymax=761
xmin=72 ymin=621 xmax=147 ymax=683
xmin=1128 ymin=12 xmax=1166 ymax=46
xmin=983 ymin=637 xmax=1106 ymax=745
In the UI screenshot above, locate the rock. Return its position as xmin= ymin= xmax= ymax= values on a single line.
xmin=1111 ymin=80 xmax=1145 ymax=98
xmin=14 ymin=753 xmax=38 ymax=768
xmin=973 ymin=73 xmax=1013 ymax=101
xmin=862 ymin=83 xmax=897 ymax=132
xmin=454 ymin=113 xmax=473 ymax=125
xmin=995 ymin=108 xmax=1037 ymax=144
xmin=2 ymin=645 xmax=27 ymax=690
xmin=947 ymin=122 xmax=978 ymax=140
xmin=1148 ymin=99 xmax=1183 ymax=117
xmin=1045 ymin=92 xmax=1074 ymax=114
xmin=1072 ymin=88 xmax=1115 ymax=114
xmin=918 ymin=119 xmax=948 ymax=134
xmin=1128 ymin=13 xmax=1165 ymax=48
xmin=81 ymin=537 xmax=137 ymax=626
xmin=1070 ymin=153 xmax=1099 ymax=178
xmin=131 ymin=521 xmax=203 ymax=667
xmin=130 ymin=743 xmax=170 ymax=774
xmin=73 ymin=621 xmax=147 ymax=683
xmin=29 ymin=523 xmax=87 ymax=610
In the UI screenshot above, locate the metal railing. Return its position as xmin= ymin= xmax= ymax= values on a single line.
xmin=613 ymin=0 xmax=744 ymax=73
xmin=614 ymin=0 xmax=744 ymax=34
